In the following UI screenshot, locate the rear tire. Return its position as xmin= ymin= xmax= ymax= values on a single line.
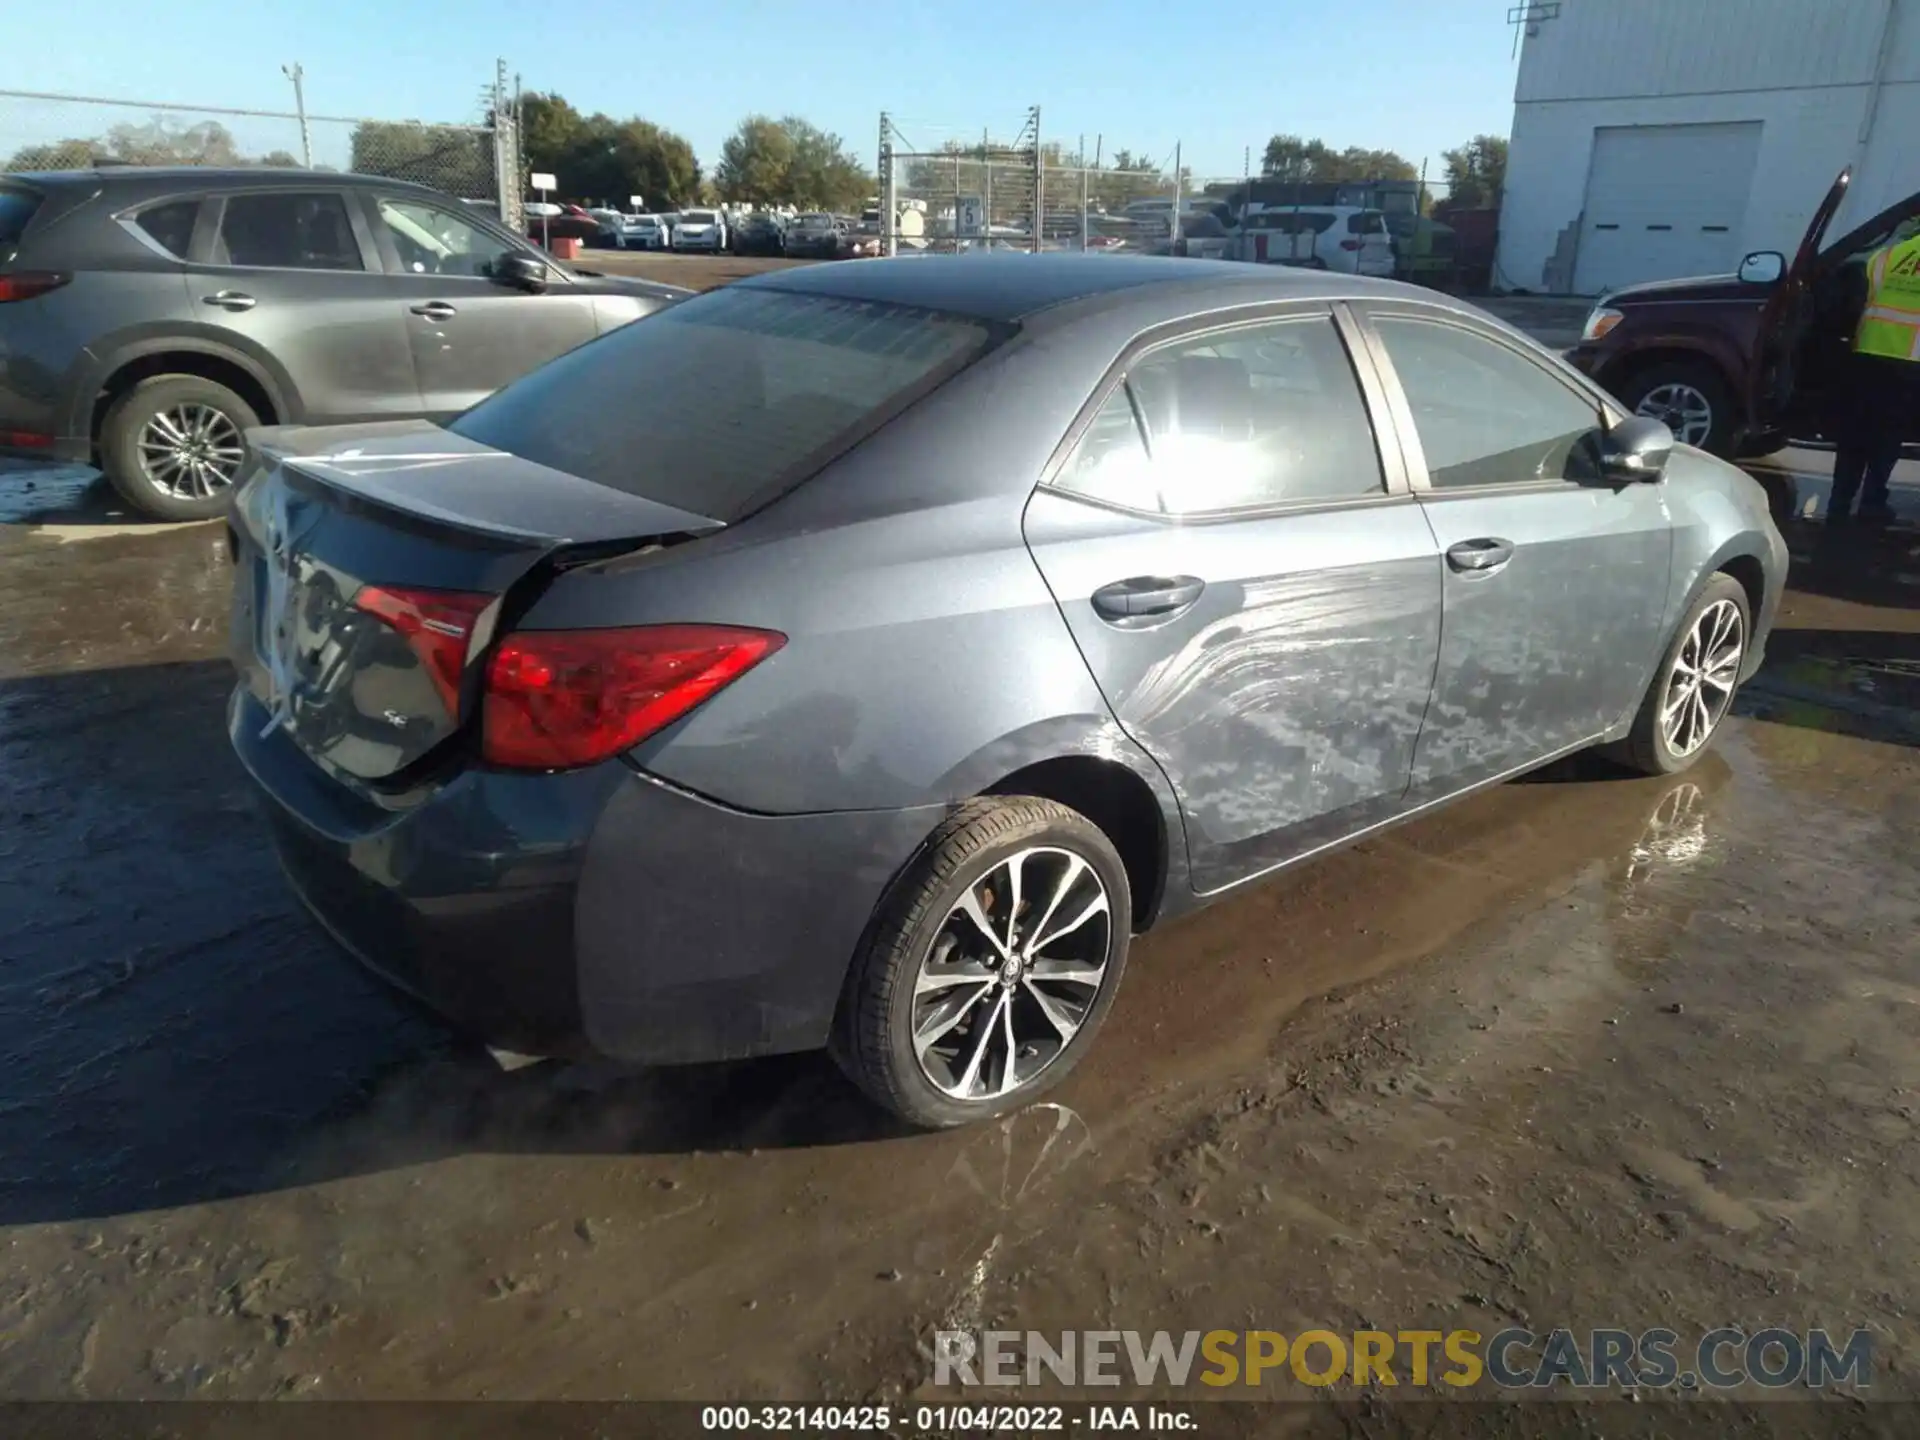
xmin=1618 ymin=360 xmax=1735 ymax=456
xmin=99 ymin=373 xmax=261 ymax=522
xmin=1612 ymin=573 xmax=1751 ymax=776
xmin=832 ymin=796 xmax=1131 ymax=1129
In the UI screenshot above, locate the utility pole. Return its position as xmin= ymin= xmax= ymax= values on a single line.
xmin=1170 ymin=142 xmax=1183 ymax=250
xmin=282 ymin=63 xmax=312 ymax=168
xmin=1078 ymin=132 xmax=1088 ymax=253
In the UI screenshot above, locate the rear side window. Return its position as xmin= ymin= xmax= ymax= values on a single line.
xmin=134 ymin=200 xmax=199 ymax=259
xmin=1347 ymin=211 xmax=1387 ymax=235
xmin=0 ymin=188 xmax=41 ymax=247
xmin=450 ymin=286 xmax=999 ymax=521
xmin=1053 ymin=316 xmax=1385 ymax=514
xmin=214 ymin=192 xmax=363 ymax=270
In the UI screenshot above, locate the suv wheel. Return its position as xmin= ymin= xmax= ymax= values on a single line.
xmin=100 ymin=374 xmax=260 ymax=522
xmin=833 ymin=796 xmax=1131 ymax=1129
xmin=1619 ymin=360 xmax=1733 ymax=455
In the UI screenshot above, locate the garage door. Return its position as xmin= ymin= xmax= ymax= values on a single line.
xmin=1573 ymin=122 xmax=1762 ymax=295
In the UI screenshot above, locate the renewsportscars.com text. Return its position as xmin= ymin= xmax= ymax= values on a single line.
xmin=933 ymin=1327 xmax=1873 ymax=1391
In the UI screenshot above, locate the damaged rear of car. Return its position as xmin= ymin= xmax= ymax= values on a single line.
xmin=227 ymin=284 xmax=1000 ymax=1064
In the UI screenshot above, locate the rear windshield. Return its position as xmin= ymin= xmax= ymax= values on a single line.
xmin=449 ymin=286 xmax=1000 ymax=521
xmin=0 ymin=187 xmax=42 ymax=247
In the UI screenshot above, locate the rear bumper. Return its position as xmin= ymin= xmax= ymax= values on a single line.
xmin=0 ymin=373 xmax=88 ymax=463
xmin=230 ymin=688 xmax=944 ymax=1066
xmin=0 ymin=435 xmax=88 ymax=465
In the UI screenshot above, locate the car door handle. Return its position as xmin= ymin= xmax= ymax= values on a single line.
xmin=202 ymin=290 xmax=256 ymax=312
xmin=1446 ymin=538 xmax=1515 ymax=574
xmin=1091 ymin=575 xmax=1206 ymax=621
xmin=410 ymin=302 xmax=458 ymax=320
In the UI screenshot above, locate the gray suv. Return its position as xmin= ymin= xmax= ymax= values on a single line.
xmin=0 ymin=168 xmax=685 ymax=520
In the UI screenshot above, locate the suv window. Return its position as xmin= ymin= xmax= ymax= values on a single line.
xmin=1055 ymin=316 xmax=1384 ymax=514
xmin=378 ymin=197 xmax=507 ymax=278
xmin=0 ymin=188 xmax=41 ymax=247
xmin=1373 ymin=316 xmax=1601 ymax=489
xmin=215 ymin=192 xmax=362 ymax=270
xmin=1347 ymin=211 xmax=1387 ymax=235
xmin=450 ymin=288 xmax=998 ymax=522
xmin=134 ymin=200 xmax=199 ymax=259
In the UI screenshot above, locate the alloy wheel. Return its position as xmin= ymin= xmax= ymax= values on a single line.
xmin=1635 ymin=382 xmax=1713 ymax=448
xmin=911 ymin=846 xmax=1114 ymax=1102
xmin=137 ymin=403 xmax=245 ymax=500
xmin=1660 ymin=599 xmax=1744 ymax=758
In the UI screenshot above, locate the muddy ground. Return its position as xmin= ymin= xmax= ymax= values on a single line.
xmin=0 ymin=287 xmax=1918 ymax=1428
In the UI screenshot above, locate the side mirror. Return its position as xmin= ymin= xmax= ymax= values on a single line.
xmin=492 ymin=252 xmax=550 ymax=292
xmin=1737 ymin=250 xmax=1785 ymax=285
xmin=1600 ymin=415 xmax=1675 ymax=481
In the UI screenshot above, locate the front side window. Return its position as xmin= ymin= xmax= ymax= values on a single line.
xmin=378 ymin=198 xmax=508 ymax=278
xmin=1052 ymin=316 xmax=1385 ymax=514
xmin=1372 ymin=315 xmax=1602 ymax=489
xmin=215 ymin=192 xmax=362 ymax=270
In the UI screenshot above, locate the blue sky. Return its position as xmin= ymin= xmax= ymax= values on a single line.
xmin=23 ymin=0 xmax=1521 ymax=181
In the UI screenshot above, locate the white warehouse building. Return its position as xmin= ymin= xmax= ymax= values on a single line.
xmin=1497 ymin=0 xmax=1919 ymax=296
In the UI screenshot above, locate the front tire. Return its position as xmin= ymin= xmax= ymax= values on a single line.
xmin=1618 ymin=360 xmax=1735 ymax=456
xmin=1614 ymin=573 xmax=1750 ymax=776
xmin=99 ymin=374 xmax=260 ymax=522
xmin=833 ymin=796 xmax=1131 ymax=1129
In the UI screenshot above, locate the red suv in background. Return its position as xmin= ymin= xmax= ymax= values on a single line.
xmin=1566 ymin=168 xmax=1920 ymax=461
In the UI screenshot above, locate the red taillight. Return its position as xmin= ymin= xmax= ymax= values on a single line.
xmin=0 ymin=272 xmax=71 ymax=303
xmin=352 ymin=584 xmax=493 ymax=719
xmin=482 ymin=624 xmax=784 ymax=771
xmin=1 ymin=429 xmax=53 ymax=448
xmin=1339 ymin=238 xmax=1363 ymax=251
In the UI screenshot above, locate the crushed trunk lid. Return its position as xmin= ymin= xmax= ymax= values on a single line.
xmin=230 ymin=420 xmax=721 ymax=783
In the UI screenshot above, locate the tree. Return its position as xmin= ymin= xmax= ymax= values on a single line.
xmin=781 ymin=117 xmax=871 ymax=211
xmin=349 ymin=121 xmax=492 ymax=196
xmin=6 ymin=138 xmax=94 ymax=170
xmin=519 ymin=92 xmax=587 ymax=178
xmin=714 ymin=115 xmax=796 ymax=204
xmin=1261 ymin=133 xmax=1417 ymax=183
xmin=712 ymin=114 xmax=868 ymax=211
xmin=1261 ymin=134 xmax=1336 ymax=181
xmin=516 ymin=92 xmax=700 ymax=208
xmin=7 ymin=118 xmax=304 ymax=174
xmin=1442 ymin=134 xmax=1508 ymax=210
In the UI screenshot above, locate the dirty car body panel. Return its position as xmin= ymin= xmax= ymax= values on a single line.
xmin=226 ymin=257 xmax=1787 ymax=1069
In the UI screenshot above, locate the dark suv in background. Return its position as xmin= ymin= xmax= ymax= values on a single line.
xmin=1566 ymin=167 xmax=1920 ymax=463
xmin=0 ymin=168 xmax=685 ymax=520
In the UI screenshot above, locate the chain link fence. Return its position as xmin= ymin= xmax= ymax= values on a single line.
xmin=877 ymin=109 xmax=1041 ymax=254
xmin=0 ymin=83 xmax=519 ymax=225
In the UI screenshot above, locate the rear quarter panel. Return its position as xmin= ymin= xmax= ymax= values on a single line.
xmin=515 ymin=323 xmax=1187 ymax=827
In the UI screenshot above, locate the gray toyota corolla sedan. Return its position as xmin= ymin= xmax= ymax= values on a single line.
xmin=227 ymin=255 xmax=1787 ymax=1128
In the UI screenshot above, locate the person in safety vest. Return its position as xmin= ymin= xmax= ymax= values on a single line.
xmin=1830 ymin=221 xmax=1920 ymax=523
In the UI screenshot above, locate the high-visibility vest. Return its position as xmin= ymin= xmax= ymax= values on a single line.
xmin=1854 ymin=234 xmax=1920 ymax=361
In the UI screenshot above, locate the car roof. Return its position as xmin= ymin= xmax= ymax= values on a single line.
xmin=735 ymin=252 xmax=1446 ymax=325
xmin=3 ymin=166 xmax=453 ymax=199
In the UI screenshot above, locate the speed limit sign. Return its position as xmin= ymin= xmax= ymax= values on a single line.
xmin=956 ymin=194 xmax=985 ymax=237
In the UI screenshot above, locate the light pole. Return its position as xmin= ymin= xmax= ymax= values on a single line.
xmin=282 ymin=63 xmax=312 ymax=169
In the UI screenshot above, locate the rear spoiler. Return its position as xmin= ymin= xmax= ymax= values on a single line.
xmin=247 ymin=420 xmax=724 ymax=549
